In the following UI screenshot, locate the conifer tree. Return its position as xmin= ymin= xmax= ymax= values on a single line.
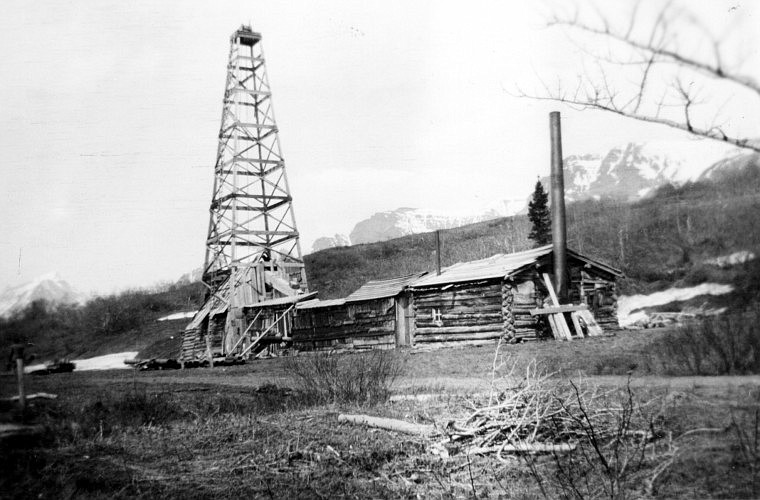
xmin=528 ymin=180 xmax=551 ymax=246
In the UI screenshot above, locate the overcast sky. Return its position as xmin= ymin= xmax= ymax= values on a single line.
xmin=0 ymin=0 xmax=757 ymax=295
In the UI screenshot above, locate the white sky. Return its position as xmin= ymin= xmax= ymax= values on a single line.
xmin=0 ymin=0 xmax=757 ymax=295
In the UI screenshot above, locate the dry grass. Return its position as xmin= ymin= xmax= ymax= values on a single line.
xmin=4 ymin=334 xmax=760 ymax=498
xmin=284 ymin=349 xmax=405 ymax=405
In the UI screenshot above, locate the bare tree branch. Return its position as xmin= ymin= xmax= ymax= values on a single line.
xmin=548 ymin=16 xmax=760 ymax=96
xmin=522 ymin=3 xmax=760 ymax=153
xmin=520 ymin=89 xmax=760 ymax=153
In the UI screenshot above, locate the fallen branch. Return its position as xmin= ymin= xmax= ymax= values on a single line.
xmin=338 ymin=414 xmax=436 ymax=436
xmin=0 ymin=423 xmax=45 ymax=440
xmin=467 ymin=442 xmax=577 ymax=455
xmin=2 ymin=392 xmax=58 ymax=402
xmin=389 ymin=393 xmax=443 ymax=402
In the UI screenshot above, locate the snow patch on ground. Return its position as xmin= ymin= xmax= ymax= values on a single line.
xmin=74 ymin=352 xmax=138 ymax=371
xmin=24 ymin=351 xmax=138 ymax=373
xmin=704 ymin=250 xmax=756 ymax=268
xmin=618 ymin=283 xmax=734 ymax=327
xmin=157 ymin=311 xmax=196 ymax=321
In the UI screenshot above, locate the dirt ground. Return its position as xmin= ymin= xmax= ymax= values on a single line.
xmin=3 ymin=332 xmax=760 ymax=499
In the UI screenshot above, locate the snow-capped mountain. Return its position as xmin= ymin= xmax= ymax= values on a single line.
xmin=310 ymin=141 xmax=752 ymax=250
xmin=0 ymin=272 xmax=87 ymax=318
xmin=699 ymin=151 xmax=760 ymax=181
xmin=349 ymin=200 xmax=525 ymax=245
xmin=312 ymin=234 xmax=351 ymax=253
xmin=545 ymin=142 xmax=745 ymax=202
xmin=177 ymin=267 xmax=203 ymax=284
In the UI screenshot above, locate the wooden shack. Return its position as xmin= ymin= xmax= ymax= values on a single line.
xmin=179 ymin=266 xmax=316 ymax=362
xmin=409 ymin=245 xmax=622 ymax=346
xmin=291 ymin=273 xmax=424 ymax=351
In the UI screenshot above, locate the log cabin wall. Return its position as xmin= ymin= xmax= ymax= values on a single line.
xmin=529 ymin=263 xmax=620 ymax=334
xmin=411 ymin=263 xmax=620 ymax=347
xmin=571 ymin=266 xmax=619 ymax=330
xmin=179 ymin=326 xmax=204 ymax=360
xmin=412 ymin=281 xmax=505 ymax=346
xmin=292 ymin=298 xmax=397 ymax=351
xmin=504 ymin=271 xmax=546 ymax=342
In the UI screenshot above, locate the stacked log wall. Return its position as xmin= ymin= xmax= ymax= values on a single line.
xmin=507 ymin=272 xmax=545 ymax=341
xmin=571 ymin=267 xmax=620 ymax=330
xmin=592 ymin=281 xmax=619 ymax=330
xmin=179 ymin=327 xmax=204 ymax=360
xmin=291 ymin=298 xmax=397 ymax=351
xmin=412 ymin=282 xmax=504 ymax=344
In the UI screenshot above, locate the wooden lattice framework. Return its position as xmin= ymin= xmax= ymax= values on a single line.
xmin=183 ymin=26 xmax=308 ymax=362
xmin=203 ymin=25 xmax=307 ymax=296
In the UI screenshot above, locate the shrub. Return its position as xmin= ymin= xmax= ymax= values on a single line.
xmin=284 ymin=350 xmax=405 ymax=405
xmin=523 ymin=381 xmax=653 ymax=499
xmin=653 ymin=308 xmax=760 ymax=375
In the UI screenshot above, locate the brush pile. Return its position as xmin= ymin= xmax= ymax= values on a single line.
xmin=431 ymin=354 xmax=655 ymax=461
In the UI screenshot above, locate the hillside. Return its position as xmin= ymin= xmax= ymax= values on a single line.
xmin=3 ymin=159 xmax=759 ymax=362
xmin=306 ymin=158 xmax=760 ymax=300
xmin=0 ymin=281 xmax=205 ymax=363
xmin=310 ymin=143 xmax=747 ymax=251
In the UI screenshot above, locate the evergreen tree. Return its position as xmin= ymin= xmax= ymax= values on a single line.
xmin=528 ymin=180 xmax=551 ymax=246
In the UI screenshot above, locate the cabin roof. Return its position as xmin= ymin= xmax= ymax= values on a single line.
xmin=296 ymin=298 xmax=347 ymax=310
xmin=185 ymin=267 xmax=307 ymax=329
xmin=410 ymin=245 xmax=622 ymax=288
xmin=345 ymin=272 xmax=426 ymax=303
xmin=245 ymin=291 xmax=318 ymax=309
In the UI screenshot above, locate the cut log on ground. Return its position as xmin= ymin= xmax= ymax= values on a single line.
xmin=338 ymin=414 xmax=436 ymax=436
xmin=0 ymin=423 xmax=45 ymax=440
xmin=2 ymin=392 xmax=57 ymax=402
xmin=467 ymin=442 xmax=577 ymax=455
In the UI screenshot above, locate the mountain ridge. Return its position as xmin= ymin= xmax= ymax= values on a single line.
xmin=311 ymin=142 xmax=748 ymax=252
xmin=0 ymin=272 xmax=88 ymax=318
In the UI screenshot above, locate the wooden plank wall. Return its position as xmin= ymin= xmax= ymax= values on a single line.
xmin=205 ymin=314 xmax=225 ymax=355
xmin=291 ymin=298 xmax=397 ymax=351
xmin=179 ymin=327 xmax=205 ymax=360
xmin=412 ymin=282 xmax=504 ymax=345
xmin=570 ymin=267 xmax=620 ymax=330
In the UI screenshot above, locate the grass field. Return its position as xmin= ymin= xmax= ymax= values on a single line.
xmin=3 ymin=330 xmax=760 ymax=499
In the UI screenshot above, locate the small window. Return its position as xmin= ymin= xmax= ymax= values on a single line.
xmin=432 ymin=308 xmax=443 ymax=327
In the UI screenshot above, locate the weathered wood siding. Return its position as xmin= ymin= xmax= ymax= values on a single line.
xmin=179 ymin=313 xmax=226 ymax=360
xmin=413 ymin=264 xmax=620 ymax=346
xmin=292 ymin=298 xmax=397 ymax=351
xmin=412 ymin=282 xmax=504 ymax=345
xmin=179 ymin=327 xmax=204 ymax=360
xmin=504 ymin=273 xmax=544 ymax=342
xmin=570 ymin=266 xmax=620 ymax=330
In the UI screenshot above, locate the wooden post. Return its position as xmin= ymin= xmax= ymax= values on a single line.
xmin=205 ymin=331 xmax=214 ymax=368
xmin=16 ymin=357 xmax=26 ymax=412
xmin=435 ymin=230 xmax=442 ymax=276
xmin=541 ymin=273 xmax=573 ymax=340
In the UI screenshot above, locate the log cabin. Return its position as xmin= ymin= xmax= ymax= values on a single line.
xmin=409 ymin=245 xmax=622 ymax=345
xmin=291 ymin=273 xmax=425 ymax=351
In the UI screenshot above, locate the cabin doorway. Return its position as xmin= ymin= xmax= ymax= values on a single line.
xmin=395 ymin=294 xmax=412 ymax=347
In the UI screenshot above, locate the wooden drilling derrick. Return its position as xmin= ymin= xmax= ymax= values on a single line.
xmin=181 ymin=25 xmax=308 ymax=364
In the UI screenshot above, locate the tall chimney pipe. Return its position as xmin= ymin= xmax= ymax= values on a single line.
xmin=435 ymin=230 xmax=442 ymax=275
xmin=549 ymin=111 xmax=568 ymax=302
